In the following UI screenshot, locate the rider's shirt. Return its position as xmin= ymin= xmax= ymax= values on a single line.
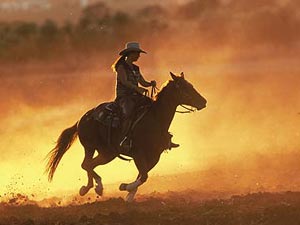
xmin=116 ymin=61 xmax=141 ymax=97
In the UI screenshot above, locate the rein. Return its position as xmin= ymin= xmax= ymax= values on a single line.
xmin=145 ymin=86 xmax=159 ymax=98
xmin=174 ymin=83 xmax=197 ymax=114
xmin=148 ymin=85 xmax=196 ymax=114
xmin=151 ymin=86 xmax=159 ymax=98
xmin=176 ymin=104 xmax=197 ymax=114
xmin=145 ymin=86 xmax=159 ymax=99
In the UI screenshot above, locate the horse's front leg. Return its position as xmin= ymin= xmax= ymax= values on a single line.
xmin=119 ymin=172 xmax=146 ymax=202
xmin=119 ymin=174 xmax=148 ymax=202
xmin=125 ymin=175 xmax=145 ymax=191
xmin=119 ymin=153 xmax=159 ymax=202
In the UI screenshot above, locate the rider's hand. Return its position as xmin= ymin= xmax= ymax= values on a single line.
xmin=150 ymin=80 xmax=157 ymax=87
xmin=136 ymin=87 xmax=147 ymax=95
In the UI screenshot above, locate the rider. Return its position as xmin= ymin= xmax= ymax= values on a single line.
xmin=112 ymin=42 xmax=179 ymax=150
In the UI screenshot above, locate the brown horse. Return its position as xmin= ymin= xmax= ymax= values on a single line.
xmin=45 ymin=72 xmax=207 ymax=201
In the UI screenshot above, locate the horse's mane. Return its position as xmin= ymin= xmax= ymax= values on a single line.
xmin=154 ymin=80 xmax=174 ymax=102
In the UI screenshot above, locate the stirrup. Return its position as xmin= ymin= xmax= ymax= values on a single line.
xmin=120 ymin=136 xmax=126 ymax=147
xmin=120 ymin=137 xmax=132 ymax=150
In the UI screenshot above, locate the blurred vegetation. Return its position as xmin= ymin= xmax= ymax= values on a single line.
xmin=0 ymin=2 xmax=169 ymax=62
xmin=0 ymin=0 xmax=298 ymax=62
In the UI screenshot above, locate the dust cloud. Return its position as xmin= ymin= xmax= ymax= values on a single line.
xmin=0 ymin=0 xmax=300 ymax=202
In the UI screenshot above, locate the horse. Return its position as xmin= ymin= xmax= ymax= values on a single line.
xmin=45 ymin=72 xmax=207 ymax=202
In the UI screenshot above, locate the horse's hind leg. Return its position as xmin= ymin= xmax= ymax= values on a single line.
xmin=79 ymin=147 xmax=95 ymax=196
xmin=88 ymin=151 xmax=118 ymax=196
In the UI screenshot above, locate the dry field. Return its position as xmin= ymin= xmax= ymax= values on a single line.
xmin=1 ymin=191 xmax=300 ymax=225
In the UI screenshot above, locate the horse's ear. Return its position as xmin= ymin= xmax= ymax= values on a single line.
xmin=180 ymin=72 xmax=185 ymax=78
xmin=170 ymin=72 xmax=178 ymax=81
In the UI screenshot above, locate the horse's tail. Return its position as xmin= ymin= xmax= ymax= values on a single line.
xmin=45 ymin=122 xmax=78 ymax=182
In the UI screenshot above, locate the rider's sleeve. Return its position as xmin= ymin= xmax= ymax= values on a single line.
xmin=137 ymin=68 xmax=151 ymax=87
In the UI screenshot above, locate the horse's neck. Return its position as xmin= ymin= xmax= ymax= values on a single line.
xmin=152 ymin=89 xmax=178 ymax=131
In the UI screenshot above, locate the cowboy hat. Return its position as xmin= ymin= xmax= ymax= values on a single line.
xmin=119 ymin=42 xmax=147 ymax=56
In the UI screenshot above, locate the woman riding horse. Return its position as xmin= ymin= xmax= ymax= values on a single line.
xmin=45 ymin=71 xmax=207 ymax=202
xmin=45 ymin=41 xmax=207 ymax=202
xmin=113 ymin=42 xmax=179 ymax=150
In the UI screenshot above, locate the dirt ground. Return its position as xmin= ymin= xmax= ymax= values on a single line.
xmin=1 ymin=191 xmax=300 ymax=225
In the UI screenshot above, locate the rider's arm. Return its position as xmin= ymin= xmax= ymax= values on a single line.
xmin=117 ymin=65 xmax=144 ymax=93
xmin=138 ymin=74 xmax=152 ymax=87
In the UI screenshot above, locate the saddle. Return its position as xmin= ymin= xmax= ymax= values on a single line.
xmin=90 ymin=100 xmax=151 ymax=146
xmin=92 ymin=102 xmax=122 ymax=128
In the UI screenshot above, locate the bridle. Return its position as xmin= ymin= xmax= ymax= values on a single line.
xmin=176 ymin=104 xmax=197 ymax=114
xmin=173 ymin=82 xmax=198 ymax=113
xmin=146 ymin=84 xmax=197 ymax=114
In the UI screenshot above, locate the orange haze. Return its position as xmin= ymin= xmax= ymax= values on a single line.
xmin=0 ymin=0 xmax=300 ymax=203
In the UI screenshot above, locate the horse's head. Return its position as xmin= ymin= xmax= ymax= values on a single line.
xmin=170 ymin=72 xmax=207 ymax=110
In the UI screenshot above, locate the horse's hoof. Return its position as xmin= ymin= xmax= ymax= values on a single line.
xmin=79 ymin=186 xmax=89 ymax=196
xmin=119 ymin=183 xmax=127 ymax=191
xmin=95 ymin=185 xmax=103 ymax=196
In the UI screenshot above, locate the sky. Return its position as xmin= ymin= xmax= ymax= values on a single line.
xmin=0 ymin=0 xmax=300 ymax=202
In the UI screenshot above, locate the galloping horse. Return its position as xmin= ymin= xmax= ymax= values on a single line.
xmin=45 ymin=72 xmax=207 ymax=201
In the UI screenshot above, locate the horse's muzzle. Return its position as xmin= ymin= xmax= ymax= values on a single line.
xmin=196 ymin=102 xmax=206 ymax=111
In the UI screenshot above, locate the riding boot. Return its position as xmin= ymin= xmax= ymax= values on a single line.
xmin=119 ymin=119 xmax=133 ymax=151
xmin=167 ymin=132 xmax=180 ymax=150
